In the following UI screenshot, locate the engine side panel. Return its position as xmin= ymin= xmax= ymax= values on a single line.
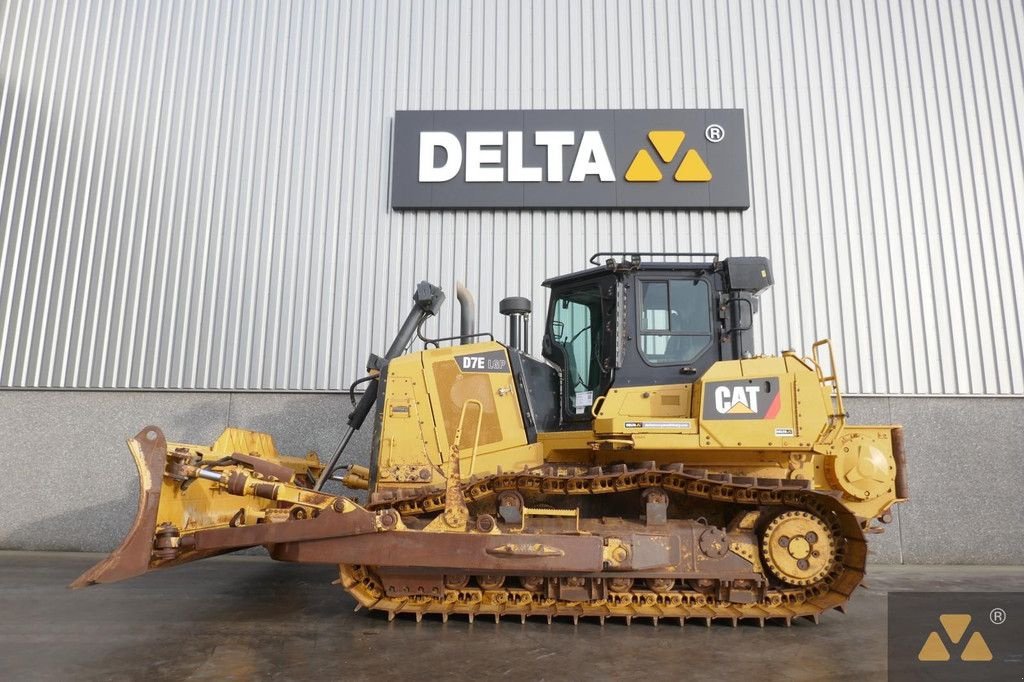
xmin=374 ymin=342 xmax=543 ymax=497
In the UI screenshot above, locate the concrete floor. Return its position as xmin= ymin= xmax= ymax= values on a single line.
xmin=2 ymin=553 xmax=1023 ymax=682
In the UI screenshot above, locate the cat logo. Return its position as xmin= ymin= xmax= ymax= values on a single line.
xmin=918 ymin=614 xmax=993 ymax=662
xmin=624 ymin=130 xmax=712 ymax=183
xmin=715 ymin=385 xmax=759 ymax=414
xmin=701 ymin=378 xmax=782 ymax=421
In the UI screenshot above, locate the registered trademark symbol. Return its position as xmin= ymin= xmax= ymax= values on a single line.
xmin=990 ymin=607 xmax=1006 ymax=625
xmin=705 ymin=124 xmax=725 ymax=143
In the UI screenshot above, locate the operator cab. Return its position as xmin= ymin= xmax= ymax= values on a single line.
xmin=540 ymin=253 xmax=772 ymax=426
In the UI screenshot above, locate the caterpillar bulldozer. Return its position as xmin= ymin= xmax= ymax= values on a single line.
xmin=73 ymin=253 xmax=908 ymax=626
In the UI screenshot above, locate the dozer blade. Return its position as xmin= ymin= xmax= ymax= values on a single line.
xmin=71 ymin=426 xmax=171 ymax=587
xmin=71 ymin=424 xmax=384 ymax=588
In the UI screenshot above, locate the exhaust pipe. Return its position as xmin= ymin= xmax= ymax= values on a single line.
xmin=456 ymin=281 xmax=475 ymax=344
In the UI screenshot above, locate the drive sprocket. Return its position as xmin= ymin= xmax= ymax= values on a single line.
xmin=761 ymin=510 xmax=837 ymax=586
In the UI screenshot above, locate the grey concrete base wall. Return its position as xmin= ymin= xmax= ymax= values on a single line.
xmin=0 ymin=391 xmax=1020 ymax=564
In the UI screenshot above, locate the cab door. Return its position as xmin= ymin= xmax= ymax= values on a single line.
xmin=542 ymin=276 xmax=617 ymax=424
xmin=618 ymin=273 xmax=721 ymax=386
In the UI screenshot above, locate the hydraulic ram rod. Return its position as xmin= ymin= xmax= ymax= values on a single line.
xmin=314 ymin=281 xmax=445 ymax=490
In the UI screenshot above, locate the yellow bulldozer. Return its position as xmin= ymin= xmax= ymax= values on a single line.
xmin=74 ymin=253 xmax=907 ymax=625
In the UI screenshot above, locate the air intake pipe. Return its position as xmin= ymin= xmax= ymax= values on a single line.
xmin=456 ymin=281 xmax=475 ymax=344
xmin=499 ymin=296 xmax=532 ymax=354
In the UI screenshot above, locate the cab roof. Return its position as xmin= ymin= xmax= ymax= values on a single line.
xmin=542 ymin=256 xmax=718 ymax=288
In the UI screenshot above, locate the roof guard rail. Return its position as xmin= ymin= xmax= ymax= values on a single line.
xmin=588 ymin=251 xmax=720 ymax=266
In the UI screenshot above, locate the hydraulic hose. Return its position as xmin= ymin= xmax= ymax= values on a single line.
xmin=314 ymin=281 xmax=445 ymax=490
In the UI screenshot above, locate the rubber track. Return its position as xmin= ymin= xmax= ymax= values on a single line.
xmin=343 ymin=465 xmax=867 ymax=625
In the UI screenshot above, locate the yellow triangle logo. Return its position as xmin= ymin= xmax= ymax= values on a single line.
xmin=918 ymin=631 xmax=950 ymax=661
xmin=939 ymin=614 xmax=971 ymax=644
xmin=727 ymin=401 xmax=753 ymax=415
xmin=648 ymin=130 xmax=685 ymax=162
xmin=674 ymin=149 xmax=712 ymax=182
xmin=960 ymin=632 xmax=993 ymax=661
xmin=917 ymin=614 xmax=994 ymax=663
xmin=625 ymin=149 xmax=662 ymax=182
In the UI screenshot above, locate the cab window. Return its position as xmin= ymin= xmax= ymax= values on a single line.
xmin=550 ymin=287 xmax=604 ymax=412
xmin=638 ymin=278 xmax=712 ymax=365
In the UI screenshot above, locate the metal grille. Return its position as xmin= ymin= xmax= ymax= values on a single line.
xmin=1 ymin=0 xmax=1022 ymax=394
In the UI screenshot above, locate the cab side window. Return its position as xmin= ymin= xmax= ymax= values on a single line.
xmin=638 ymin=278 xmax=712 ymax=365
xmin=549 ymin=286 xmax=605 ymax=415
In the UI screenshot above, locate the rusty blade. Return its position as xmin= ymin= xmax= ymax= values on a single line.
xmin=70 ymin=426 xmax=168 ymax=588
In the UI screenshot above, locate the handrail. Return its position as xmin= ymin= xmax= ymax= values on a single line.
xmin=723 ymin=296 xmax=755 ymax=333
xmin=811 ymin=339 xmax=846 ymax=441
xmin=812 ymin=338 xmax=839 ymax=384
xmin=453 ymin=399 xmax=484 ymax=476
xmin=417 ymin=328 xmax=495 ymax=348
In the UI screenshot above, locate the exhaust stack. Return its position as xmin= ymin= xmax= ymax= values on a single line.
xmin=455 ymin=281 xmax=476 ymax=344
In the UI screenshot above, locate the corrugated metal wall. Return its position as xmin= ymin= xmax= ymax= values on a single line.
xmin=1 ymin=0 xmax=1022 ymax=394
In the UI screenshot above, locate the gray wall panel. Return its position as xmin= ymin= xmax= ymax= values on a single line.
xmin=1 ymin=0 xmax=1022 ymax=393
